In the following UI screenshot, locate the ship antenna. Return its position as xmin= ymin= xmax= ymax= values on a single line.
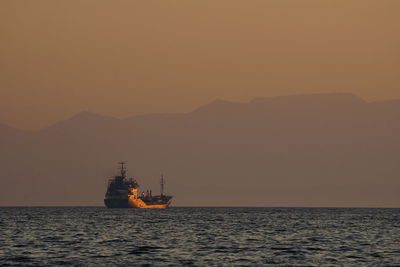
xmin=119 ymin=161 xmax=127 ymax=178
xmin=160 ymin=173 xmax=164 ymax=196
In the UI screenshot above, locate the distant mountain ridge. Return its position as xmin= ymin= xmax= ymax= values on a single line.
xmin=40 ymin=111 xmax=120 ymax=135
xmin=0 ymin=122 xmax=26 ymax=135
xmin=0 ymin=93 xmax=399 ymax=207
xmin=5 ymin=93 xmax=393 ymax=132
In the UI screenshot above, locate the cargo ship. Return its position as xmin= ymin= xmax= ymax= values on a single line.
xmin=104 ymin=162 xmax=173 ymax=208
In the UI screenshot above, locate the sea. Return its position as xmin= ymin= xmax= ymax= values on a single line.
xmin=0 ymin=207 xmax=399 ymax=266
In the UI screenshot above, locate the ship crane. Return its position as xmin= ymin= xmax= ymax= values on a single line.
xmin=160 ymin=174 xmax=165 ymax=196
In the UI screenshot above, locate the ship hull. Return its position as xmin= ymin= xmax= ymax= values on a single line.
xmin=128 ymin=197 xmax=171 ymax=209
xmin=104 ymin=198 xmax=131 ymax=208
xmin=104 ymin=197 xmax=171 ymax=209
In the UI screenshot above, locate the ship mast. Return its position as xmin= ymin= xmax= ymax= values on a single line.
xmin=119 ymin=161 xmax=127 ymax=178
xmin=160 ymin=174 xmax=164 ymax=196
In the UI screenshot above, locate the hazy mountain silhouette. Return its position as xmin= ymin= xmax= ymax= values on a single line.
xmin=0 ymin=93 xmax=399 ymax=207
xmin=41 ymin=111 xmax=121 ymax=136
xmin=0 ymin=122 xmax=27 ymax=140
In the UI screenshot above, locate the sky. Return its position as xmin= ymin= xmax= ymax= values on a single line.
xmin=1 ymin=0 xmax=399 ymax=130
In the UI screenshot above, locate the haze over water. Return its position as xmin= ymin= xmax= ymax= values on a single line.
xmin=1 ymin=1 xmax=400 ymax=265
xmin=1 ymin=207 xmax=399 ymax=266
xmin=1 ymin=1 xmax=399 ymax=208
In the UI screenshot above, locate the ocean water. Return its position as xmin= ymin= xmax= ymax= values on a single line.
xmin=0 ymin=207 xmax=399 ymax=266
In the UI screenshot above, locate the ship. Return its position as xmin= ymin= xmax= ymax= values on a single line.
xmin=104 ymin=162 xmax=173 ymax=208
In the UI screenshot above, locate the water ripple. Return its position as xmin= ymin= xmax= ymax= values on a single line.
xmin=0 ymin=207 xmax=399 ymax=266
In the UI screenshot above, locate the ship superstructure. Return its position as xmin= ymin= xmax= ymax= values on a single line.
xmin=104 ymin=162 xmax=173 ymax=208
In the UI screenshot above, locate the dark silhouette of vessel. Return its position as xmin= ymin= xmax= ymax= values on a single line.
xmin=104 ymin=162 xmax=173 ymax=208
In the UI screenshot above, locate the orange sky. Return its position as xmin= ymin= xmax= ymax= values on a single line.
xmin=1 ymin=0 xmax=399 ymax=130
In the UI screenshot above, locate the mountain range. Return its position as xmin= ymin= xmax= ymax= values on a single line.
xmin=1 ymin=93 xmax=399 ymax=207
